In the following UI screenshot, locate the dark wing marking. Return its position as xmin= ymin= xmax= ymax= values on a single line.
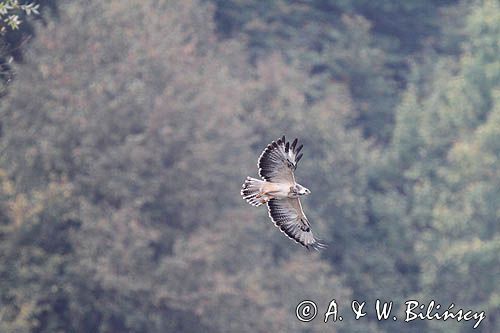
xmin=267 ymin=198 xmax=325 ymax=250
xmin=258 ymin=136 xmax=304 ymax=183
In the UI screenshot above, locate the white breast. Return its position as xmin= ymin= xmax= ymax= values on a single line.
xmin=273 ymin=182 xmax=293 ymax=199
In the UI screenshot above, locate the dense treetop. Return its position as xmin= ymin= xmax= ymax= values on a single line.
xmin=0 ymin=0 xmax=498 ymax=332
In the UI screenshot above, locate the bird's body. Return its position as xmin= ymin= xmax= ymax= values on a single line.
xmin=259 ymin=180 xmax=291 ymax=200
xmin=241 ymin=136 xmax=324 ymax=250
xmin=242 ymin=178 xmax=310 ymax=204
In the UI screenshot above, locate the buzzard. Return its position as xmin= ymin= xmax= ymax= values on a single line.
xmin=241 ymin=136 xmax=324 ymax=250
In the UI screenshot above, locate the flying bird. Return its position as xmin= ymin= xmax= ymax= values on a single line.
xmin=241 ymin=136 xmax=324 ymax=250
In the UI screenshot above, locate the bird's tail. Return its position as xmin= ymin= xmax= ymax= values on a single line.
xmin=241 ymin=177 xmax=265 ymax=207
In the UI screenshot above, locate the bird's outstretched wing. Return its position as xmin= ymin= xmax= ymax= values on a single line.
xmin=267 ymin=198 xmax=324 ymax=250
xmin=258 ymin=136 xmax=304 ymax=183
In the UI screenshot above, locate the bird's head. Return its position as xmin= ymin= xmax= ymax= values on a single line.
xmin=296 ymin=184 xmax=311 ymax=196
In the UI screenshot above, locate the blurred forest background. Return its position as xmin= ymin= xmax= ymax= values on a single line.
xmin=0 ymin=0 xmax=498 ymax=332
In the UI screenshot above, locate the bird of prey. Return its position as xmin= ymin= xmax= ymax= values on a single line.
xmin=241 ymin=136 xmax=324 ymax=250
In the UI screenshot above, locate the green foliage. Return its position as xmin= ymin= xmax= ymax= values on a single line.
xmin=0 ymin=0 xmax=41 ymax=97
xmin=1 ymin=1 xmax=355 ymax=331
xmin=0 ymin=0 xmax=39 ymax=32
xmin=389 ymin=1 xmax=500 ymax=331
xmin=0 ymin=0 xmax=498 ymax=332
xmin=211 ymin=0 xmax=460 ymax=142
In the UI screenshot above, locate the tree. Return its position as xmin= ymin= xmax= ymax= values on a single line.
xmin=0 ymin=1 xmax=359 ymax=331
xmin=210 ymin=0 xmax=460 ymax=142
xmin=390 ymin=1 xmax=500 ymax=331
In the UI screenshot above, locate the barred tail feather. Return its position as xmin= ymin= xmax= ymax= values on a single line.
xmin=241 ymin=177 xmax=264 ymax=207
